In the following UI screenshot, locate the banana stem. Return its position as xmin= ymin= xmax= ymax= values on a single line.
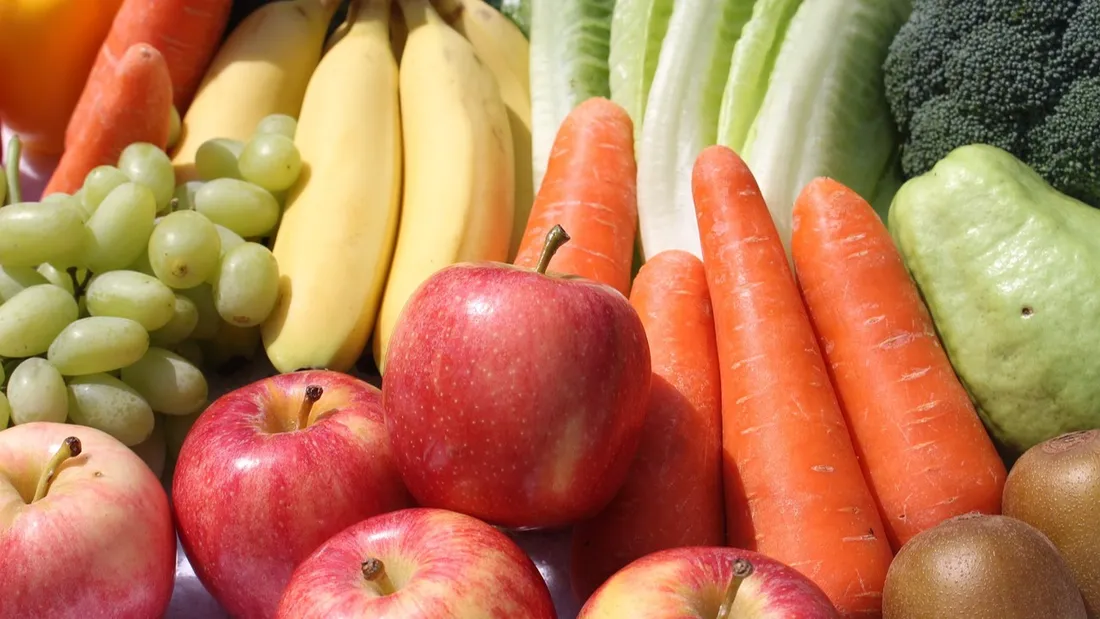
xmin=6 ymin=135 xmax=22 ymax=205
xmin=396 ymin=0 xmax=441 ymax=29
xmin=351 ymin=0 xmax=392 ymax=25
xmin=31 ymin=437 xmax=82 ymax=503
xmin=432 ymin=0 xmax=464 ymax=21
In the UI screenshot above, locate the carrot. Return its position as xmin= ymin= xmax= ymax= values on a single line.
xmin=44 ymin=43 xmax=173 ymax=196
xmin=570 ymin=249 xmax=724 ymax=601
xmin=692 ymin=145 xmax=894 ymax=618
xmin=513 ymin=97 xmax=637 ymax=297
xmin=65 ymin=0 xmax=232 ymax=148
xmin=791 ymin=177 xmax=1007 ymax=551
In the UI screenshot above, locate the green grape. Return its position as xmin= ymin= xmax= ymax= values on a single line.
xmin=214 ymin=224 xmax=246 ymax=256
xmin=238 ymin=133 xmax=302 ymax=193
xmin=171 ymin=339 xmax=205 ymax=368
xmin=206 ymin=224 xmax=246 ymax=284
xmin=148 ymin=210 xmax=221 ymax=289
xmin=173 ymin=181 xmax=204 ymax=211
xmin=195 ymin=138 xmax=244 ymax=181
xmin=0 ymin=265 xmax=49 ymax=302
xmin=149 ymin=294 xmax=199 ymax=346
xmin=67 ymin=373 xmax=154 ymax=446
xmin=213 ymin=243 xmax=280 ymax=327
xmin=82 ymin=165 xmax=130 ymax=215
xmin=127 ymin=245 xmax=157 ymax=276
xmin=36 ymin=264 xmax=75 ymax=295
xmin=120 ymin=347 xmax=208 ymax=416
xmin=255 ymin=114 xmax=297 ymax=139
xmin=84 ymin=182 xmax=157 ymax=272
xmin=0 ymin=202 xmax=87 ymax=268
xmin=41 ymin=192 xmax=72 ymax=204
xmin=0 ymin=164 xmax=6 ymax=205
xmin=0 ymin=285 xmax=79 ymax=358
xmin=118 ymin=142 xmax=175 ymax=212
xmin=0 ymin=360 xmax=6 ymax=385
xmin=168 ymin=106 xmax=182 ymax=150
xmin=47 ymin=316 xmax=149 ymax=376
xmin=85 ymin=270 xmax=176 ymax=331
xmin=178 ymin=284 xmax=220 ymax=341
xmin=7 ymin=357 xmax=68 ymax=424
xmin=0 ymin=392 xmax=10 ymax=428
xmin=193 ymin=178 xmax=280 ymax=238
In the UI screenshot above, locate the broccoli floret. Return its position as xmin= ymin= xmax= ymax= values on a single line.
xmin=884 ymin=0 xmax=1100 ymax=207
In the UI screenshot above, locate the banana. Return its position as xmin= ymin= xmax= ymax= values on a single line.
xmin=372 ymin=0 xmax=515 ymax=373
xmin=435 ymin=0 xmax=534 ymax=259
xmin=261 ymin=0 xmax=403 ymax=374
xmin=170 ymin=0 xmax=339 ymax=182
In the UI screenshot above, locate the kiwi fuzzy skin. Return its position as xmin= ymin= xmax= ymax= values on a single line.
xmin=1004 ymin=429 xmax=1100 ymax=618
xmin=882 ymin=513 xmax=1086 ymax=619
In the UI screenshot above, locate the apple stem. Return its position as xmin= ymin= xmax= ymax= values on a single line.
xmin=534 ymin=224 xmax=571 ymax=275
xmin=361 ymin=558 xmax=396 ymax=595
xmin=31 ymin=437 xmax=82 ymax=503
xmin=296 ymin=385 xmax=323 ymax=430
xmin=715 ymin=558 xmax=755 ymax=619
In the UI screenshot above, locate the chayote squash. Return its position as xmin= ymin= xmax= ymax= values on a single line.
xmin=889 ymin=143 xmax=1100 ymax=457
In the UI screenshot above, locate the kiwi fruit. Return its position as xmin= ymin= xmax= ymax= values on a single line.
xmin=882 ymin=513 xmax=1086 ymax=619
xmin=1004 ymin=429 xmax=1100 ymax=617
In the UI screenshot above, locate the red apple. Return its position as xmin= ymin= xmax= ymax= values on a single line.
xmin=172 ymin=369 xmax=413 ymax=619
xmin=0 ymin=421 xmax=175 ymax=618
xmin=382 ymin=225 xmax=651 ymax=529
xmin=276 ymin=507 xmax=557 ymax=618
xmin=578 ymin=546 xmax=840 ymax=618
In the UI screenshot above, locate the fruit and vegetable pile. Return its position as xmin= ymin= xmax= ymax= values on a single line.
xmin=1 ymin=0 xmax=1098 ymax=618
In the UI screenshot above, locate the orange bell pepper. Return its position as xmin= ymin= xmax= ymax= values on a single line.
xmin=0 ymin=0 xmax=123 ymax=155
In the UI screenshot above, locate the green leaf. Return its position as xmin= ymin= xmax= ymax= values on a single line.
xmin=716 ymin=0 xmax=802 ymax=153
xmin=635 ymin=0 xmax=757 ymax=260
xmin=608 ymin=0 xmax=677 ymax=144
xmin=529 ymin=0 xmax=615 ymax=191
xmin=741 ymin=0 xmax=912 ymax=256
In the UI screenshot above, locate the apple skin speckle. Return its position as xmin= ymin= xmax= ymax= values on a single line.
xmin=382 ymin=263 xmax=652 ymax=530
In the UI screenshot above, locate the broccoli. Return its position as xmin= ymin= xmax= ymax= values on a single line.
xmin=883 ymin=0 xmax=1100 ymax=207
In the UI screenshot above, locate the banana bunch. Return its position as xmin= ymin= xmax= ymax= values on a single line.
xmin=170 ymin=0 xmax=340 ymax=183
xmin=259 ymin=0 xmax=530 ymax=375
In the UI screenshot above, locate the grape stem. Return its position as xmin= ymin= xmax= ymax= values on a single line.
xmin=296 ymin=385 xmax=323 ymax=429
xmin=5 ymin=134 xmax=22 ymax=205
xmin=31 ymin=437 xmax=82 ymax=503
xmin=67 ymin=268 xmax=93 ymax=299
xmin=715 ymin=559 xmax=755 ymax=619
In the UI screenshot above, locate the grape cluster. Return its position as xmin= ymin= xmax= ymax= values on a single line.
xmin=0 ymin=114 xmax=303 ymax=452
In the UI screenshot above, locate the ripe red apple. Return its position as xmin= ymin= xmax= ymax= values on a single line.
xmin=0 ymin=421 xmax=176 ymax=618
xmin=578 ymin=546 xmax=840 ymax=618
xmin=172 ymin=369 xmax=413 ymax=619
xmin=276 ymin=507 xmax=557 ymax=618
xmin=382 ymin=226 xmax=651 ymax=529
